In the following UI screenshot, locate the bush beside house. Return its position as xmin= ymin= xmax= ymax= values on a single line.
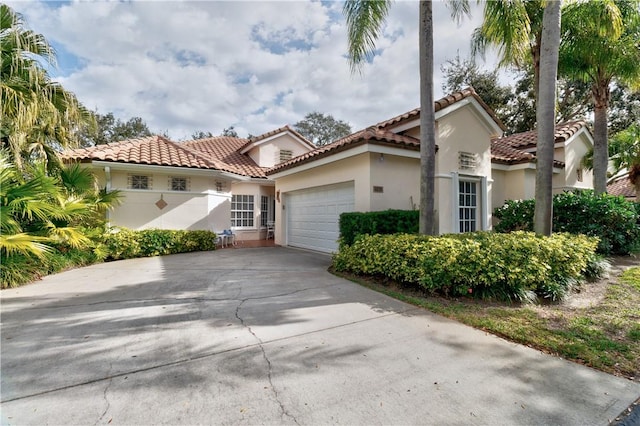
xmin=494 ymin=191 xmax=640 ymax=255
xmin=333 ymin=232 xmax=600 ymax=302
xmin=1 ymin=228 xmax=217 ymax=289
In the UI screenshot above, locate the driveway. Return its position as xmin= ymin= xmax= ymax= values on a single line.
xmin=1 ymin=247 xmax=638 ymax=425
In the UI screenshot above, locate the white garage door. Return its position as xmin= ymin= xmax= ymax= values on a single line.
xmin=286 ymin=182 xmax=355 ymax=253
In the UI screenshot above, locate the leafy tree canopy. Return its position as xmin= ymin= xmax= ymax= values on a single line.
xmin=293 ymin=112 xmax=352 ymax=146
xmin=77 ymin=112 xmax=152 ymax=146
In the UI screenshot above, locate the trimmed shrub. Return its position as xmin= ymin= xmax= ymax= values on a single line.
xmin=339 ymin=210 xmax=419 ymax=247
xmin=333 ymin=231 xmax=599 ymax=302
xmin=1 ymin=228 xmax=218 ymax=288
xmin=494 ymin=191 xmax=640 ymax=255
xmin=101 ymin=228 xmax=217 ymax=261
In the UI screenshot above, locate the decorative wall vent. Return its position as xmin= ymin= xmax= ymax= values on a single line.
xmin=169 ymin=176 xmax=190 ymax=191
xmin=458 ymin=151 xmax=478 ymax=170
xmin=128 ymin=174 xmax=152 ymax=190
xmin=373 ymin=186 xmax=384 ymax=193
xmin=279 ymin=149 xmax=293 ymax=163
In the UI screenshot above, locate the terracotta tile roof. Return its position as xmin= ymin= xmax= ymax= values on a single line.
xmin=375 ymin=87 xmax=506 ymax=132
xmin=240 ymin=125 xmax=314 ymax=152
xmin=181 ymin=136 xmax=267 ymax=178
xmin=267 ymin=127 xmax=420 ymax=174
xmin=266 ymin=88 xmax=510 ymax=175
xmin=62 ymin=135 xmax=221 ymax=170
xmin=490 ymin=138 xmax=536 ymax=165
xmin=608 ymin=177 xmax=636 ymax=198
xmin=496 ymin=120 xmax=589 ymax=150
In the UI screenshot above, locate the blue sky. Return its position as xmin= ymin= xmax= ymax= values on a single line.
xmin=9 ymin=1 xmax=501 ymax=140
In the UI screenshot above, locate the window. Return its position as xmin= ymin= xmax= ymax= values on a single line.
xmin=279 ymin=149 xmax=293 ymax=163
xmin=231 ymin=195 xmax=254 ymax=228
xmin=170 ymin=176 xmax=189 ymax=191
xmin=260 ymin=195 xmax=276 ymax=226
xmin=260 ymin=195 xmax=269 ymax=227
xmin=128 ymin=174 xmax=151 ymax=190
xmin=215 ymin=181 xmax=225 ymax=192
xmin=459 ymin=181 xmax=478 ymax=233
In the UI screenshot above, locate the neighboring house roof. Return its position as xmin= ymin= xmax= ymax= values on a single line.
xmin=607 ymin=177 xmax=636 ymax=198
xmin=239 ymin=125 xmax=314 ymax=153
xmin=494 ymin=120 xmax=588 ymax=151
xmin=267 ymin=127 xmax=421 ymax=174
xmin=489 ymin=121 xmax=590 ymax=168
xmin=375 ymin=87 xmax=507 ymax=132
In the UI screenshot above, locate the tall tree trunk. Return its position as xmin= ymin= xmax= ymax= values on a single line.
xmin=592 ymin=78 xmax=610 ymax=195
xmin=533 ymin=0 xmax=561 ymax=236
xmin=419 ymin=0 xmax=436 ymax=235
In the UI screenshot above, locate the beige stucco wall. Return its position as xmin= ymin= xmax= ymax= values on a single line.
xmin=272 ymin=153 xmax=371 ymax=245
xmin=247 ymin=134 xmax=313 ymax=168
xmin=492 ymin=167 xmax=537 ymax=210
xmin=369 ymin=153 xmax=420 ymax=211
xmin=91 ymin=167 xmax=233 ymax=232
xmin=562 ymin=134 xmax=594 ymax=191
xmin=435 ymin=107 xmax=494 ymax=233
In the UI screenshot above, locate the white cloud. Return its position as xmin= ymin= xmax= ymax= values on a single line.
xmin=9 ymin=0 xmax=502 ymax=141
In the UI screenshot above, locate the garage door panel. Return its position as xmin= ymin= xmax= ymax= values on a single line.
xmin=287 ymin=182 xmax=354 ymax=253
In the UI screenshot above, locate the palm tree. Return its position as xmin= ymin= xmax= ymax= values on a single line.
xmin=559 ymin=0 xmax=640 ymax=194
xmin=533 ymin=0 xmax=561 ymax=236
xmin=472 ymin=0 xmax=545 ymax=96
xmin=0 ymin=4 xmax=92 ymax=171
xmin=343 ymin=0 xmax=469 ymax=235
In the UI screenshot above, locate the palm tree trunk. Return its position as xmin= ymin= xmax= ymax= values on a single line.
xmin=533 ymin=0 xmax=561 ymax=236
xmin=592 ymin=79 xmax=610 ymax=195
xmin=419 ymin=0 xmax=436 ymax=235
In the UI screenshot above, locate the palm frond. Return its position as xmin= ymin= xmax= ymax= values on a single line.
xmin=0 ymin=232 xmax=52 ymax=257
xmin=343 ymin=0 xmax=392 ymax=74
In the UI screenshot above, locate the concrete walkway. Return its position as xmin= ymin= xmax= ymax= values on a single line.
xmin=1 ymin=247 xmax=638 ymax=425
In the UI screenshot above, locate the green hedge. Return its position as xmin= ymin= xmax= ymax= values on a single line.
xmin=333 ymin=232 xmax=599 ymax=302
xmin=339 ymin=210 xmax=419 ymax=246
xmin=494 ymin=191 xmax=640 ymax=255
xmin=101 ymin=228 xmax=217 ymax=260
xmin=1 ymin=228 xmax=218 ymax=288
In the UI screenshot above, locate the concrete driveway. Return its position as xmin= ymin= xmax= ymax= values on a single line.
xmin=1 ymin=247 xmax=638 ymax=425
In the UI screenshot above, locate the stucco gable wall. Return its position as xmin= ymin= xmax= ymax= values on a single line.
xmin=247 ymin=134 xmax=314 ymax=168
xmin=562 ymin=133 xmax=593 ymax=191
xmin=436 ymin=107 xmax=493 ymax=234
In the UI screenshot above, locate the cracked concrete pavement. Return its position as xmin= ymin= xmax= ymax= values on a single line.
xmin=1 ymin=247 xmax=638 ymax=425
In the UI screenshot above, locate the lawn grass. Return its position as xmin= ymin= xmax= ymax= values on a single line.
xmin=333 ymin=261 xmax=640 ymax=382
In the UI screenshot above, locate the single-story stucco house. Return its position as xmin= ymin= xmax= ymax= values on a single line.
xmin=63 ymin=87 xmax=595 ymax=253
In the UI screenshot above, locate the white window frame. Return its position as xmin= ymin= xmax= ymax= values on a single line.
xmin=458 ymin=180 xmax=479 ymax=233
xmin=451 ymin=173 xmax=487 ymax=233
xmin=231 ymin=194 xmax=254 ymax=228
xmin=260 ymin=195 xmax=276 ymax=227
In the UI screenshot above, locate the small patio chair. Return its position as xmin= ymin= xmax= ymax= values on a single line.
xmin=266 ymin=221 xmax=275 ymax=240
xmin=222 ymin=229 xmax=237 ymax=246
